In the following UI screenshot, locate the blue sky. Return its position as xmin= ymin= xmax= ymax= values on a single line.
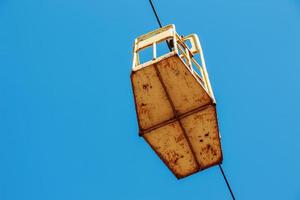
xmin=0 ymin=0 xmax=300 ymax=199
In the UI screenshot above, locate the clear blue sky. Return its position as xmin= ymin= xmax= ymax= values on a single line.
xmin=0 ymin=0 xmax=300 ymax=199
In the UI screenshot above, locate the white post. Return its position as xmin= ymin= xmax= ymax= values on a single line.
xmin=185 ymin=47 xmax=192 ymax=70
xmin=153 ymin=42 xmax=157 ymax=60
xmin=198 ymin=42 xmax=215 ymax=102
xmin=132 ymin=39 xmax=138 ymax=70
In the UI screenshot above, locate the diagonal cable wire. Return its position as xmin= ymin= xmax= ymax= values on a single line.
xmin=149 ymin=0 xmax=163 ymax=28
xmin=219 ymin=164 xmax=236 ymax=200
xmin=147 ymin=1 xmax=236 ymax=199
xmin=148 ymin=0 xmax=172 ymax=51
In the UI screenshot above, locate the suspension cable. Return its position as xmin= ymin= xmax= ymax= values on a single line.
xmin=147 ymin=1 xmax=236 ymax=199
xmin=148 ymin=0 xmax=172 ymax=51
xmin=219 ymin=164 xmax=236 ymax=200
xmin=149 ymin=0 xmax=163 ymax=28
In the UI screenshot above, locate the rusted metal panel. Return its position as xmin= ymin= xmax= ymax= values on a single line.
xmin=180 ymin=105 xmax=223 ymax=170
xmin=131 ymin=24 xmax=223 ymax=179
xmin=131 ymin=65 xmax=174 ymax=130
xmin=156 ymin=55 xmax=212 ymax=115
xmin=143 ymin=121 xmax=198 ymax=178
xmin=131 ymin=55 xmax=222 ymax=178
xmin=131 ymin=54 xmax=222 ymax=178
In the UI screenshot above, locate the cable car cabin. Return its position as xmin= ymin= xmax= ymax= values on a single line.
xmin=130 ymin=24 xmax=222 ymax=179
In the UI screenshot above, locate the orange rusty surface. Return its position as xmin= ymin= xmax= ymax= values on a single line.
xmin=131 ymin=53 xmax=222 ymax=178
xmin=131 ymin=65 xmax=174 ymax=130
xmin=143 ymin=121 xmax=198 ymax=178
xmin=181 ymin=106 xmax=223 ymax=170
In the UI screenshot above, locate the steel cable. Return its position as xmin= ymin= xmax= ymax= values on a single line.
xmin=147 ymin=1 xmax=236 ymax=199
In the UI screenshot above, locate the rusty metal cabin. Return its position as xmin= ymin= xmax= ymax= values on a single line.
xmin=131 ymin=24 xmax=223 ymax=179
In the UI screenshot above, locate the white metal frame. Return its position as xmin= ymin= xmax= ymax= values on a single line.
xmin=132 ymin=24 xmax=215 ymax=101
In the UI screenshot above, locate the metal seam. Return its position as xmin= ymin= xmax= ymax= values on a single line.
xmin=152 ymin=62 xmax=202 ymax=169
xmin=139 ymin=103 xmax=213 ymax=135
